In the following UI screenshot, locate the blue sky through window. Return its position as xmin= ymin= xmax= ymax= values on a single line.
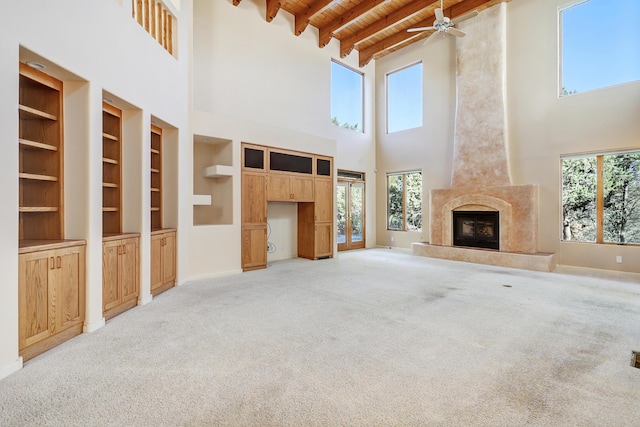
xmin=331 ymin=60 xmax=363 ymax=132
xmin=561 ymin=0 xmax=640 ymax=94
xmin=387 ymin=62 xmax=423 ymax=133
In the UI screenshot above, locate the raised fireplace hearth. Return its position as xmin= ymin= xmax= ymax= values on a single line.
xmin=453 ymin=211 xmax=499 ymax=250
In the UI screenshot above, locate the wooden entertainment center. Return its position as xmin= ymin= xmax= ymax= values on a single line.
xmin=241 ymin=143 xmax=333 ymax=271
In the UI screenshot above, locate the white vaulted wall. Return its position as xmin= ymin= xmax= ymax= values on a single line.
xmin=375 ymin=0 xmax=640 ymax=272
xmin=188 ymin=0 xmax=376 ymax=279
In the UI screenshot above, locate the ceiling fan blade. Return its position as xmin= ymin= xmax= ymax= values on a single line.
xmin=452 ymin=10 xmax=478 ymax=24
xmin=435 ymin=7 xmax=444 ymax=23
xmin=407 ymin=26 xmax=435 ymax=32
xmin=447 ymin=27 xmax=466 ymax=37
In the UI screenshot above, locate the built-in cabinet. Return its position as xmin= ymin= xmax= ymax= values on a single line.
xmin=18 ymin=242 xmax=86 ymax=362
xmin=241 ymin=143 xmax=333 ymax=271
xmin=150 ymin=126 xmax=177 ymax=295
xmin=102 ymin=234 xmax=139 ymax=320
xmin=267 ymin=175 xmax=314 ymax=202
xmin=151 ymin=229 xmax=176 ymax=295
xmin=101 ymin=103 xmax=140 ymax=319
xmin=18 ymin=63 xmax=86 ymax=361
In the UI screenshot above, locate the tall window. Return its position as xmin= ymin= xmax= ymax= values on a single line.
xmin=386 ymin=62 xmax=423 ymax=133
xmin=387 ymin=171 xmax=422 ymax=231
xmin=331 ymin=60 xmax=363 ymax=132
xmin=562 ymin=151 xmax=640 ymax=244
xmin=560 ymin=0 xmax=640 ymax=96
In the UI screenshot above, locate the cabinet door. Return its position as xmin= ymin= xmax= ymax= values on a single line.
xmin=120 ymin=238 xmax=139 ymax=304
xmin=18 ymin=250 xmax=54 ymax=349
xmin=315 ymin=223 xmax=333 ymax=258
xmin=292 ymin=176 xmax=314 ymax=201
xmin=242 ymin=172 xmax=267 ymax=224
xmin=57 ymin=246 xmax=84 ymax=331
xmin=102 ymin=241 xmax=121 ymax=312
xmin=314 ymin=178 xmax=333 ymax=222
xmin=162 ymin=231 xmax=176 ymax=286
xmin=150 ymin=234 xmax=164 ymax=291
xmin=242 ymin=225 xmax=267 ymax=270
xmin=267 ymin=174 xmax=291 ymax=201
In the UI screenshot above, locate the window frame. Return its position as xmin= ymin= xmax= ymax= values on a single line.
xmin=386 ymin=61 xmax=423 ymax=134
xmin=561 ymin=149 xmax=640 ymax=245
xmin=330 ymin=59 xmax=364 ymax=133
xmin=387 ymin=170 xmax=422 ymax=232
xmin=558 ymin=0 xmax=640 ymax=97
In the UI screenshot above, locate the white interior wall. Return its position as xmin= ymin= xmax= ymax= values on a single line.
xmin=188 ymin=0 xmax=376 ymax=276
xmin=507 ymin=0 xmax=640 ymax=272
xmin=374 ymin=0 xmax=640 ymax=273
xmin=267 ymin=203 xmax=299 ymax=262
xmin=375 ymin=36 xmax=457 ymax=249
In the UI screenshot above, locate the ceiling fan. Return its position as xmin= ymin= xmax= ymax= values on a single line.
xmin=407 ymin=0 xmax=478 ymax=42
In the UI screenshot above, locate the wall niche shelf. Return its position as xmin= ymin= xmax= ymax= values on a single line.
xmin=193 ymin=135 xmax=233 ymax=226
xmin=203 ymin=165 xmax=234 ymax=178
xmin=192 ymin=194 xmax=212 ymax=206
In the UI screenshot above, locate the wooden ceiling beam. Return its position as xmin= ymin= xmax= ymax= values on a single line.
xmin=339 ymin=0 xmax=437 ymax=58
xmin=357 ymin=0 xmax=504 ymax=66
xmin=318 ymin=0 xmax=388 ymax=48
xmin=295 ymin=0 xmax=334 ymax=36
xmin=266 ymin=0 xmax=282 ymax=23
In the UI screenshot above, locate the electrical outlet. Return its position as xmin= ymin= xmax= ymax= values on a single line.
xmin=616 ymin=256 xmax=622 ymax=264
xmin=390 ymin=236 xmax=394 ymax=242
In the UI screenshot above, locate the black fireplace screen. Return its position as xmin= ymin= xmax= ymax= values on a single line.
xmin=453 ymin=211 xmax=499 ymax=250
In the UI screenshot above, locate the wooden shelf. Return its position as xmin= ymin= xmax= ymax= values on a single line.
xmin=19 ymin=207 xmax=59 ymax=212
xmin=103 ymin=182 xmax=118 ymax=188
xmin=150 ymin=207 xmax=160 ymax=212
xmin=102 ymin=132 xmax=118 ymax=141
xmin=150 ymin=168 xmax=160 ymax=173
xmin=103 ymin=207 xmax=119 ymax=212
xmin=19 ymin=138 xmax=58 ymax=151
xmin=103 ymin=157 xmax=118 ymax=165
xmin=150 ymin=187 xmax=160 ymax=192
xmin=19 ymin=172 xmax=58 ymax=182
xmin=150 ymin=148 xmax=160 ymax=154
xmin=18 ymin=104 xmax=57 ymax=121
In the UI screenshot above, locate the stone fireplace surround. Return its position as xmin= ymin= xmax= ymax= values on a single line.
xmin=411 ymin=4 xmax=556 ymax=272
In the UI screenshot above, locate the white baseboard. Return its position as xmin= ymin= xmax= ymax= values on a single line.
xmin=138 ymin=294 xmax=153 ymax=306
xmin=83 ymin=317 xmax=106 ymax=333
xmin=0 ymin=357 xmax=23 ymax=380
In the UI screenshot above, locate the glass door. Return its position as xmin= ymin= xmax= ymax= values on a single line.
xmin=337 ymin=179 xmax=365 ymax=251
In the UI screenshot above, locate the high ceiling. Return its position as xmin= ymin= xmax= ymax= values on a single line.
xmin=232 ymin=0 xmax=510 ymax=67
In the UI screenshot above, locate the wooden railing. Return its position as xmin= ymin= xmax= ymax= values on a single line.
xmin=132 ymin=0 xmax=175 ymax=56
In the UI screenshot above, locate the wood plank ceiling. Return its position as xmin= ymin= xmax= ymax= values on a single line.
xmin=232 ymin=0 xmax=509 ymax=67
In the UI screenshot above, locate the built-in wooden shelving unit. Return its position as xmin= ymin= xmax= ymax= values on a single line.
xmin=150 ymin=125 xmax=163 ymax=231
xmin=102 ymin=103 xmax=122 ymax=235
xmin=18 ymin=62 xmax=85 ymax=362
xmin=18 ymin=63 xmax=63 ymax=241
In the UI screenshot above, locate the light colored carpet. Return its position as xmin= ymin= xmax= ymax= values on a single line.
xmin=1 ymin=248 xmax=639 ymax=426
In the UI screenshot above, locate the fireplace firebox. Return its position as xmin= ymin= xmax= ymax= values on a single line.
xmin=453 ymin=211 xmax=499 ymax=250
